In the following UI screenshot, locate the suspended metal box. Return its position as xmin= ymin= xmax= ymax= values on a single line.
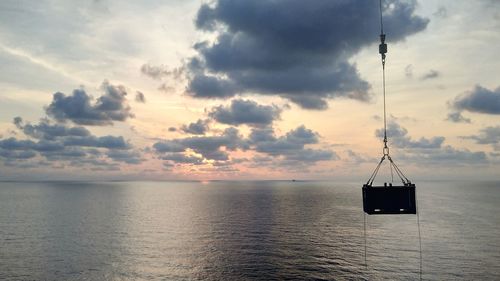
xmin=362 ymin=183 xmax=416 ymax=215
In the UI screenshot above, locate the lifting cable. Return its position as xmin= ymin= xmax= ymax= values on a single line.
xmin=363 ymin=1 xmax=422 ymax=280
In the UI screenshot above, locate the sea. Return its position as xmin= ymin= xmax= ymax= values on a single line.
xmin=1 ymin=180 xmax=499 ymax=280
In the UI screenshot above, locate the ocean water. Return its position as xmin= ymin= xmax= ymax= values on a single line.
xmin=0 ymin=180 xmax=499 ymax=280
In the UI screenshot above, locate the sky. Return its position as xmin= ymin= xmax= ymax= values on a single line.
xmin=0 ymin=0 xmax=499 ymax=181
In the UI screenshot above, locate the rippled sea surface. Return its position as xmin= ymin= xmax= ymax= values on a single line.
xmin=1 ymin=180 xmax=499 ymax=280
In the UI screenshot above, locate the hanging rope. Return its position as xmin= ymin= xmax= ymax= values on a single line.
xmin=416 ymin=191 xmax=423 ymax=281
xmin=363 ymin=212 xmax=367 ymax=268
xmin=364 ymin=206 xmax=423 ymax=280
xmin=379 ymin=0 xmax=388 ymax=154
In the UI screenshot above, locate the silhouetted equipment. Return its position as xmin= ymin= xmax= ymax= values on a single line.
xmin=362 ymin=0 xmax=416 ymax=216
xmin=363 ymin=146 xmax=417 ymax=215
xmin=362 ymin=183 xmax=416 ymax=214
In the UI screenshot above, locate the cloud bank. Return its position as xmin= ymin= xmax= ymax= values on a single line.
xmin=375 ymin=121 xmax=487 ymax=165
xmin=462 ymin=126 xmax=500 ymax=151
xmin=153 ymin=125 xmax=335 ymax=169
xmin=186 ymin=0 xmax=428 ymax=109
xmin=0 ymin=81 xmax=142 ymax=170
xmin=0 ymin=118 xmax=142 ymax=169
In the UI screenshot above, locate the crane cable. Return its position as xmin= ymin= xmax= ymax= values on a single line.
xmin=363 ymin=1 xmax=423 ymax=280
xmin=380 ymin=0 xmax=387 ymax=152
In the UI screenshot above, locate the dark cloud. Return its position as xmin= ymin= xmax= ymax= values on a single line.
xmin=376 ymin=121 xmax=445 ymax=149
xmin=208 ymin=99 xmax=281 ymax=127
xmin=0 ymin=137 xmax=62 ymax=152
xmin=187 ymin=0 xmax=428 ymax=109
xmin=420 ymin=69 xmax=440 ymax=80
xmin=180 ymin=127 xmax=245 ymax=160
xmin=0 ymin=116 xmax=141 ymax=168
xmin=188 ymin=74 xmax=238 ymax=99
xmin=461 ymin=126 xmax=500 ymax=150
xmin=14 ymin=117 xmax=90 ymax=140
xmin=248 ymin=125 xmax=336 ymax=164
xmin=160 ymin=153 xmax=204 ymax=165
xmin=372 ymin=121 xmax=488 ymax=165
xmin=250 ymin=125 xmax=319 ymax=155
xmin=0 ymin=149 xmax=37 ymax=160
xmin=154 ymin=127 xmax=245 ymax=161
xmin=168 ymin=127 xmax=177 ymax=132
xmin=180 ymin=119 xmax=209 ymax=135
xmin=284 ymin=148 xmax=337 ymax=162
xmin=2 ymin=160 xmax=51 ymax=169
xmin=135 ymin=91 xmax=146 ymax=103
xmin=45 ymin=81 xmax=134 ymax=125
xmin=41 ymin=147 xmax=87 ymax=160
xmin=446 ymin=112 xmax=471 ymax=123
xmin=450 ymin=85 xmax=500 ymax=115
xmin=74 ymin=158 xmax=120 ymax=170
xmin=152 ymin=141 xmax=185 ymax=153
xmin=402 ymin=146 xmax=487 ymax=165
xmin=62 ymin=135 xmax=129 ymax=149
xmin=0 ymin=134 xmax=129 ymax=153
xmin=106 ymin=150 xmax=143 ymax=164
xmin=153 ymin=124 xmax=334 ymax=168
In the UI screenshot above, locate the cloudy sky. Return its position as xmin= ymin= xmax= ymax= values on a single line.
xmin=1 ymin=0 xmax=499 ymax=181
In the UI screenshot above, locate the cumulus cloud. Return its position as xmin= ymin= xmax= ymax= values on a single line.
xmin=450 ymin=85 xmax=500 ymax=115
xmin=152 ymin=141 xmax=185 ymax=153
xmin=376 ymin=121 xmax=445 ymax=149
xmin=180 ymin=119 xmax=210 ymax=135
xmin=208 ymin=99 xmax=282 ymax=127
xmin=106 ymin=150 xmax=143 ymax=164
xmin=250 ymin=126 xmax=319 ymax=154
xmin=186 ymin=0 xmax=428 ymax=109
xmin=45 ymin=81 xmax=134 ymax=125
xmin=62 ymin=135 xmax=129 ymax=149
xmin=402 ymin=146 xmax=487 ymax=165
xmin=0 ymin=137 xmax=62 ymax=152
xmin=0 ymin=149 xmax=37 ymax=160
xmin=248 ymin=125 xmax=336 ymax=164
xmin=461 ymin=126 xmax=500 ymax=150
xmin=0 ymin=117 xmax=141 ymax=169
xmin=0 ymin=80 xmax=145 ymax=171
xmin=374 ymin=121 xmax=487 ymax=165
xmin=153 ymin=124 xmax=335 ymax=168
xmin=154 ymin=127 xmax=245 ymax=161
xmin=14 ymin=117 xmax=90 ymax=140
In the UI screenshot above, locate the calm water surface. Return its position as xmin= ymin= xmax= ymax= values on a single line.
xmin=1 ymin=180 xmax=499 ymax=280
